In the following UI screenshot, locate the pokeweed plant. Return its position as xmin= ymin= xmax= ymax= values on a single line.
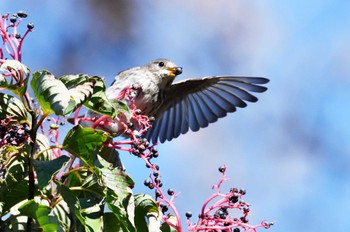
xmin=0 ymin=11 xmax=272 ymax=232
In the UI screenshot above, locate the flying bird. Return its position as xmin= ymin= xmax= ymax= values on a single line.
xmin=80 ymin=59 xmax=269 ymax=143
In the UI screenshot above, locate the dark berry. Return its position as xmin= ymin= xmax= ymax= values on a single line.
xmin=240 ymin=217 xmax=248 ymax=223
xmin=152 ymin=152 xmax=159 ymax=158
xmin=17 ymin=11 xmax=28 ymax=18
xmin=149 ymin=116 xmax=155 ymax=122
xmin=167 ymin=188 xmax=174 ymax=196
xmin=132 ymin=149 xmax=140 ymax=156
xmin=229 ymin=195 xmax=239 ymax=203
xmin=144 ymin=179 xmax=151 ymax=187
xmin=185 ymin=211 xmax=192 ymax=218
xmin=10 ymin=16 xmax=17 ymax=23
xmin=155 ymin=177 xmax=161 ymax=184
xmin=155 ymin=165 xmax=159 ymax=171
xmin=155 ymin=190 xmax=161 ymax=197
xmin=135 ymin=109 xmax=142 ymax=115
xmin=233 ymin=228 xmax=240 ymax=232
xmin=137 ymin=144 xmax=146 ymax=151
xmin=218 ymin=165 xmax=226 ymax=173
xmin=127 ymin=122 xmax=133 ymax=128
xmin=153 ymin=172 xmax=159 ymax=177
xmin=239 ymin=189 xmax=246 ymax=195
xmin=15 ymin=34 xmax=21 ymax=39
xmin=27 ymin=23 xmax=34 ymax=30
xmin=160 ymin=204 xmax=168 ymax=213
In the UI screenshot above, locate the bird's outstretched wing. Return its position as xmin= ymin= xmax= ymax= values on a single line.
xmin=145 ymin=76 xmax=269 ymax=143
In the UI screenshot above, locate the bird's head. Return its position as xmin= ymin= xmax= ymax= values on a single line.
xmin=145 ymin=59 xmax=183 ymax=87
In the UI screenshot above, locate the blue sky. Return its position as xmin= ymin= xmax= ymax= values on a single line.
xmin=1 ymin=1 xmax=350 ymax=231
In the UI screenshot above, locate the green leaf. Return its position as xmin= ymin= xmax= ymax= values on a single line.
xmin=98 ymin=156 xmax=134 ymax=197
xmin=160 ymin=215 xmax=178 ymax=232
xmin=60 ymin=74 xmax=98 ymax=115
xmin=18 ymin=200 xmax=61 ymax=231
xmin=99 ymin=145 xmax=122 ymax=168
xmin=105 ymin=188 xmax=135 ymax=232
xmin=56 ymin=181 xmax=93 ymax=232
xmin=134 ymin=194 xmax=158 ymax=214
xmin=0 ymin=150 xmax=29 ymax=214
xmin=0 ymin=60 xmax=30 ymax=96
xmin=31 ymin=70 xmax=71 ymax=115
xmin=51 ymin=201 xmax=71 ymax=230
xmin=82 ymin=203 xmax=104 ymax=232
xmin=63 ymin=125 xmax=110 ymax=167
xmin=83 ymin=78 xmax=130 ymax=119
xmin=103 ymin=212 xmax=124 ymax=232
xmin=60 ymin=74 xmax=92 ymax=87
xmin=32 ymin=156 xmax=70 ymax=189
xmin=0 ymin=93 xmax=31 ymax=124
xmin=34 ymin=133 xmax=54 ymax=160
xmin=134 ymin=194 xmax=159 ymax=230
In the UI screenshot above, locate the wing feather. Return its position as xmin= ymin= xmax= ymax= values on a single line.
xmin=145 ymin=76 xmax=269 ymax=143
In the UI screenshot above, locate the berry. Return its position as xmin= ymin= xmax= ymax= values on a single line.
xmin=135 ymin=109 xmax=142 ymax=115
xmin=233 ymin=228 xmax=240 ymax=232
xmin=127 ymin=122 xmax=133 ymax=128
xmin=218 ymin=165 xmax=226 ymax=173
xmin=17 ymin=11 xmax=28 ymax=18
xmin=152 ymin=152 xmax=159 ymax=158
xmin=239 ymin=189 xmax=246 ymax=195
xmin=153 ymin=172 xmax=159 ymax=177
xmin=10 ymin=17 xmax=17 ymax=23
xmin=15 ymin=34 xmax=21 ymax=39
xmin=185 ymin=211 xmax=192 ymax=218
xmin=27 ymin=23 xmax=34 ymax=30
xmin=167 ymin=188 xmax=174 ymax=196
xmin=0 ymin=123 xmax=30 ymax=147
xmin=160 ymin=204 xmax=168 ymax=213
xmin=240 ymin=217 xmax=248 ymax=223
xmin=144 ymin=179 xmax=151 ymax=187
xmin=155 ymin=177 xmax=161 ymax=185
xmin=229 ymin=195 xmax=239 ymax=203
xmin=132 ymin=149 xmax=140 ymax=156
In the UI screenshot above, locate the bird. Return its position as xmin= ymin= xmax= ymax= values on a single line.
xmin=79 ymin=58 xmax=269 ymax=143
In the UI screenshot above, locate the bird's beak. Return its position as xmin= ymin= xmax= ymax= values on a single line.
xmin=166 ymin=67 xmax=183 ymax=77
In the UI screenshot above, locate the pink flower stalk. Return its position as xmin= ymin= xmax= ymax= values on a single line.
xmin=0 ymin=11 xmax=33 ymax=63
xmin=186 ymin=166 xmax=273 ymax=232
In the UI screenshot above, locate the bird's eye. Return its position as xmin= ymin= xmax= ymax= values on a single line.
xmin=158 ymin=61 xmax=165 ymax=67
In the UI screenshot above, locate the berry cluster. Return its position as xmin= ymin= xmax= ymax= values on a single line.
xmin=0 ymin=122 xmax=30 ymax=147
xmin=186 ymin=166 xmax=273 ymax=232
xmin=0 ymin=11 xmax=34 ymax=62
